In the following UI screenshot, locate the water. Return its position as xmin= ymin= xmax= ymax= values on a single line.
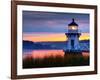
xmin=23 ymin=49 xmax=89 ymax=59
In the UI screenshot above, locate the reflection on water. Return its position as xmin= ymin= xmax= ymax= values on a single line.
xmin=23 ymin=49 xmax=89 ymax=59
xmin=82 ymin=52 xmax=90 ymax=57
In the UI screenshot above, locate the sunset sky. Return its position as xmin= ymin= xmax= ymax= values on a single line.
xmin=23 ymin=11 xmax=90 ymax=42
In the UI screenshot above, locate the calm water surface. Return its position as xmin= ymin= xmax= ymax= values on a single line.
xmin=23 ymin=49 xmax=89 ymax=59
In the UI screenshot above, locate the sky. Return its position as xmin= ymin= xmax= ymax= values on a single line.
xmin=23 ymin=11 xmax=90 ymax=42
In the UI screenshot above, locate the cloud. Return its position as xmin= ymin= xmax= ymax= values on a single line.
xmin=23 ymin=11 xmax=89 ymax=33
xmin=23 ymin=32 xmax=89 ymax=42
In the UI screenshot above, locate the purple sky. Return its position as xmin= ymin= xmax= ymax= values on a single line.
xmin=23 ymin=11 xmax=90 ymax=34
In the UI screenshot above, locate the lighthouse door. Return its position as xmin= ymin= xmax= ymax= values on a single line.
xmin=71 ymin=40 xmax=74 ymax=49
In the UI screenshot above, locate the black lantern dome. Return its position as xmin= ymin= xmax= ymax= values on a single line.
xmin=68 ymin=18 xmax=78 ymax=26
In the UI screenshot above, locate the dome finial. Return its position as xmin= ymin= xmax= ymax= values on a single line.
xmin=72 ymin=18 xmax=74 ymax=22
xmin=68 ymin=18 xmax=78 ymax=26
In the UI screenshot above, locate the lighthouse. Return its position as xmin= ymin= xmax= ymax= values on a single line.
xmin=65 ymin=19 xmax=81 ymax=52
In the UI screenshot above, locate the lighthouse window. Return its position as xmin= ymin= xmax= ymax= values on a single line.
xmin=71 ymin=26 xmax=77 ymax=30
xmin=71 ymin=40 xmax=74 ymax=49
xmin=68 ymin=26 xmax=78 ymax=30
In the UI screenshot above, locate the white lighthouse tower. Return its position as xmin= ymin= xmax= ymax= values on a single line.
xmin=65 ymin=19 xmax=81 ymax=52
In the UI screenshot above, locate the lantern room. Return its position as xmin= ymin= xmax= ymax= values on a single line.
xmin=68 ymin=18 xmax=78 ymax=33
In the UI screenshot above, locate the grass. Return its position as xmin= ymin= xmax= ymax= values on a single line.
xmin=23 ymin=53 xmax=89 ymax=69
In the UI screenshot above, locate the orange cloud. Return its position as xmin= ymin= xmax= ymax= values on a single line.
xmin=79 ymin=33 xmax=90 ymax=40
xmin=23 ymin=33 xmax=67 ymax=42
xmin=23 ymin=33 xmax=89 ymax=42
